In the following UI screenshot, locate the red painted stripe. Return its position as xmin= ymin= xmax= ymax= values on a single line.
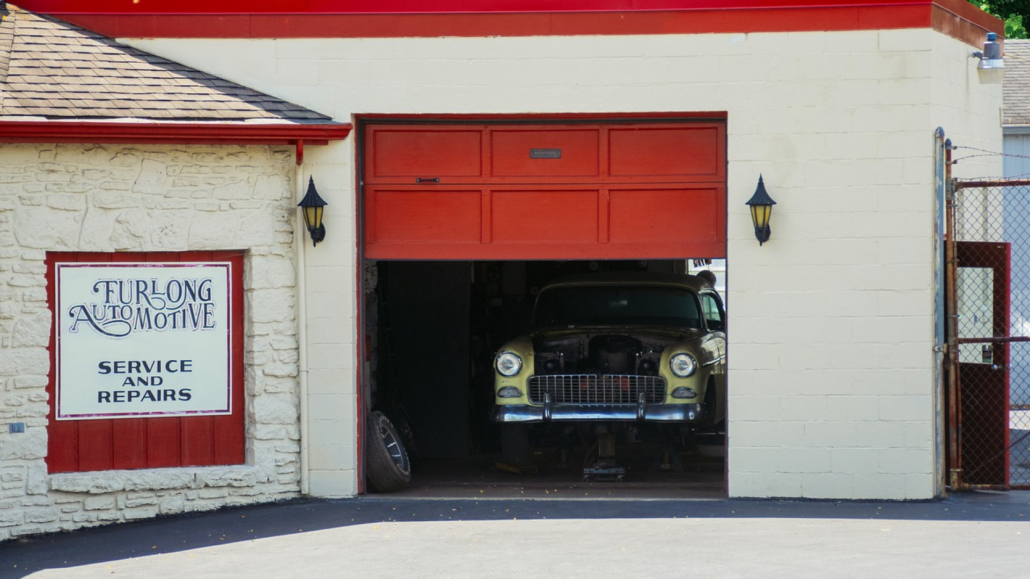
xmin=9 ymin=0 xmax=952 ymax=14
xmin=16 ymin=0 xmax=1002 ymax=41
xmin=211 ymin=252 xmax=246 ymax=467
xmin=45 ymin=5 xmax=1003 ymax=42
xmin=51 ymin=7 xmax=925 ymax=38
xmin=0 ymin=121 xmax=351 ymax=146
xmin=75 ymin=253 xmax=116 ymax=472
xmin=46 ymin=252 xmax=80 ymax=474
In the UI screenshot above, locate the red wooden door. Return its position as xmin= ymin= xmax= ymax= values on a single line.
xmin=363 ymin=121 xmax=726 ymax=260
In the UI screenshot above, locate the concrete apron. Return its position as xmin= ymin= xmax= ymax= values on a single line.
xmin=5 ymin=491 xmax=1029 ymax=579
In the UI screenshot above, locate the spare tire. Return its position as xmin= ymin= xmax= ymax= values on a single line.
xmin=366 ymin=411 xmax=412 ymax=493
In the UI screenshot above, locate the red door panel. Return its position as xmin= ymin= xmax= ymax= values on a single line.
xmin=368 ymin=188 xmax=483 ymax=244
xmin=491 ymin=189 xmax=600 ymax=244
xmin=369 ymin=129 xmax=483 ymax=181
xmin=609 ymin=186 xmax=723 ymax=243
xmin=608 ymin=126 xmax=723 ymax=179
xmin=491 ymin=129 xmax=600 ymax=177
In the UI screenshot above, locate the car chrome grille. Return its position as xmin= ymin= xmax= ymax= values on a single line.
xmin=527 ymin=375 xmax=666 ymax=405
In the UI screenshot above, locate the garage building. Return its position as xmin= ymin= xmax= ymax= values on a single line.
xmin=0 ymin=0 xmax=1009 ymax=538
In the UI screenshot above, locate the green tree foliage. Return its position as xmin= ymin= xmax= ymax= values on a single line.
xmin=971 ymin=1 xmax=1028 ymax=39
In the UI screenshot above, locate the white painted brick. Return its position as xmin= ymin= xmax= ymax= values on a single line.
xmin=852 ymin=317 xmax=929 ymax=344
xmin=307 ymin=369 xmax=355 ymax=396
xmin=306 ymin=316 xmax=355 ymax=346
xmin=306 ymin=394 xmax=354 ymax=422
xmin=728 ymin=472 xmax=803 ymax=499
xmin=304 ymin=291 xmax=354 ymax=321
xmin=307 ymin=344 xmax=356 ymax=371
xmin=307 ymin=469 xmax=357 ymax=498
xmin=802 ymin=473 xmax=855 ymax=499
xmin=804 ymin=422 xmax=857 ymax=448
xmin=853 ymin=473 xmax=909 ymax=500
xmin=905 ymin=473 xmax=935 ymax=499
xmin=825 ymin=396 xmax=880 ymax=422
xmin=879 ymin=448 xmax=933 ymax=475
xmin=730 ymin=421 xmax=805 ymax=447
xmin=879 ymin=395 xmax=932 ymax=422
xmin=830 ymin=448 xmax=880 ymax=475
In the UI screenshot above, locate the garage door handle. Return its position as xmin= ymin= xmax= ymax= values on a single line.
xmin=415 ymin=177 xmax=440 ymax=183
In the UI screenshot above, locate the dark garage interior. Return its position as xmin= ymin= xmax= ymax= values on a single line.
xmin=362 ymin=258 xmax=726 ymax=499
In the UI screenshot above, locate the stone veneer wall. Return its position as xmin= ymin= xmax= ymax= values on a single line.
xmin=0 ymin=143 xmax=302 ymax=540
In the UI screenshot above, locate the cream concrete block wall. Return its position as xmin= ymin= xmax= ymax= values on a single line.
xmin=0 ymin=144 xmax=302 ymax=539
xmin=128 ymin=27 xmax=1002 ymax=500
xmin=299 ymin=141 xmax=359 ymax=497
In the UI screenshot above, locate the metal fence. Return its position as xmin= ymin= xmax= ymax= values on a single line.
xmin=950 ymin=179 xmax=1030 ymax=489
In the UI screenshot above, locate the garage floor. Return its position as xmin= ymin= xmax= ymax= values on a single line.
xmin=383 ymin=441 xmax=726 ymax=500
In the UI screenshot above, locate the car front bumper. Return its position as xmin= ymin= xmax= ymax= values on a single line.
xmin=492 ymin=402 xmax=705 ymax=423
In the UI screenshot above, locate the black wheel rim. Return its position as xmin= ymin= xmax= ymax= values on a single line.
xmin=379 ymin=420 xmax=410 ymax=474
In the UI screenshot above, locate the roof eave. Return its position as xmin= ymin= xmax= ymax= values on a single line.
xmin=0 ymin=119 xmax=351 ymax=145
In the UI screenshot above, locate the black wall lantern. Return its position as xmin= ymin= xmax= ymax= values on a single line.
xmin=298 ymin=177 xmax=327 ymax=247
xmin=745 ymin=174 xmax=776 ymax=246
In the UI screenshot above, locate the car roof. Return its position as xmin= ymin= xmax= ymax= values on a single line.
xmin=540 ymin=272 xmax=713 ymax=292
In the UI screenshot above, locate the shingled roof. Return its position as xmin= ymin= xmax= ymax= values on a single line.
xmin=1004 ymin=39 xmax=1030 ymax=127
xmin=0 ymin=5 xmax=330 ymax=123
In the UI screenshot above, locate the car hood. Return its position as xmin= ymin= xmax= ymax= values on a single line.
xmin=529 ymin=325 xmax=703 ymax=342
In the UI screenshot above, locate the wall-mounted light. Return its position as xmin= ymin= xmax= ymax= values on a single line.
xmin=0 ymin=1 xmax=9 ymax=22
xmin=972 ymin=32 xmax=1004 ymax=70
xmin=298 ymin=177 xmax=327 ymax=247
xmin=745 ymin=174 xmax=776 ymax=246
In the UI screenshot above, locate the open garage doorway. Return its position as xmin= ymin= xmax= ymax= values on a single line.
xmin=357 ymin=118 xmax=727 ymax=498
xmin=363 ymin=258 xmax=727 ymax=498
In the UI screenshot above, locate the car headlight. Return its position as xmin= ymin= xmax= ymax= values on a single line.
xmin=495 ymin=352 xmax=523 ymax=377
xmin=669 ymin=353 xmax=697 ymax=378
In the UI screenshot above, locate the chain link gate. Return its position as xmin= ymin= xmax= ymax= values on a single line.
xmin=948 ymin=175 xmax=1030 ymax=490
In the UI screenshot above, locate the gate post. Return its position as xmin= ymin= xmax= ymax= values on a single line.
xmin=944 ymin=140 xmax=964 ymax=490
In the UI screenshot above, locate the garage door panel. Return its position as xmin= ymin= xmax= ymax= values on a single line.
xmin=369 ymin=189 xmax=482 ymax=244
xmin=363 ymin=120 xmax=726 ymax=259
xmin=609 ymin=187 xmax=725 ymax=245
xmin=609 ymin=127 xmax=723 ymax=180
xmin=491 ymin=129 xmax=600 ymax=178
xmin=369 ymin=129 xmax=483 ymax=181
xmin=492 ymin=189 xmax=599 ymax=243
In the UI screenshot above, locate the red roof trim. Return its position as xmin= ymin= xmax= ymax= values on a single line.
xmin=0 ymin=121 xmax=352 ymax=145
xmin=33 ymin=3 xmax=1004 ymax=45
xmin=4 ymin=0 xmax=980 ymax=15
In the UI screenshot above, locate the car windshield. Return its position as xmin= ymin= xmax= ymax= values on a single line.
xmin=534 ymin=285 xmax=703 ymax=329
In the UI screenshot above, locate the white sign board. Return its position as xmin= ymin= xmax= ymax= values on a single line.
xmin=56 ymin=263 xmax=233 ymax=420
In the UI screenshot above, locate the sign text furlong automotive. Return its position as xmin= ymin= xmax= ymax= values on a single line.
xmin=56 ymin=263 xmax=233 ymax=420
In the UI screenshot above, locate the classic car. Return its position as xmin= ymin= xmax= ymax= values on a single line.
xmin=491 ymin=272 xmax=726 ymax=466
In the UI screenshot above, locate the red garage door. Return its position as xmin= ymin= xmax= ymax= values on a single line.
xmin=363 ymin=121 xmax=725 ymax=260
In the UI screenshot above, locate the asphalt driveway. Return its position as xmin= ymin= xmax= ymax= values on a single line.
xmin=3 ymin=492 xmax=1029 ymax=579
